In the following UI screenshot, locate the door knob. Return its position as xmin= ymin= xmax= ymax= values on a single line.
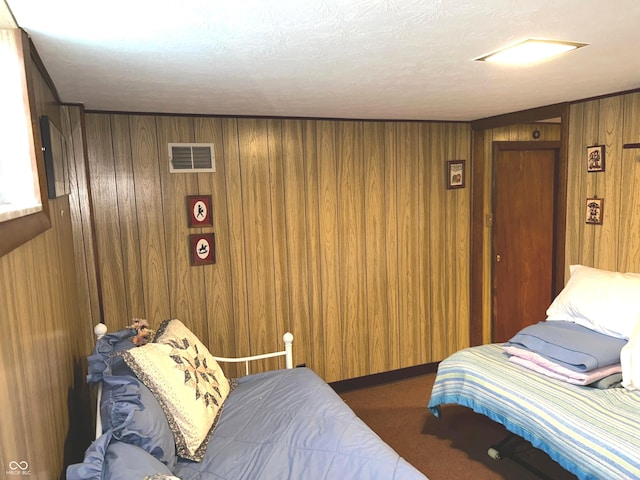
xmin=496 ymin=254 xmax=501 ymax=262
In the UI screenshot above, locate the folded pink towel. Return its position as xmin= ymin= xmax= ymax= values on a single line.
xmin=503 ymin=345 xmax=621 ymax=385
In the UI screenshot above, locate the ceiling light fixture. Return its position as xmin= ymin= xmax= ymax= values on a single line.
xmin=475 ymin=39 xmax=588 ymax=65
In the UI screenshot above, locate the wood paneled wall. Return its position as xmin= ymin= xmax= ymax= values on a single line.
xmin=565 ymin=93 xmax=640 ymax=274
xmin=85 ymin=115 xmax=472 ymax=381
xmin=0 ymin=56 xmax=95 ymax=478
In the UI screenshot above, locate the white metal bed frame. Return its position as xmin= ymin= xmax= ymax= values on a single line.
xmin=93 ymin=323 xmax=294 ymax=439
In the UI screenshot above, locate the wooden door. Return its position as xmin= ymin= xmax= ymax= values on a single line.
xmin=492 ymin=144 xmax=557 ymax=342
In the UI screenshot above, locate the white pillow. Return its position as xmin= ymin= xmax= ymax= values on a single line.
xmin=121 ymin=319 xmax=232 ymax=461
xmin=546 ymin=264 xmax=640 ymax=339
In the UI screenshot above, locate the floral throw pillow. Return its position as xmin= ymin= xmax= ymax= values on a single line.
xmin=120 ymin=319 xmax=233 ymax=461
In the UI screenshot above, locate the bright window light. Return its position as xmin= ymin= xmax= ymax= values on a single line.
xmin=475 ymin=39 xmax=588 ymax=65
xmin=0 ymin=28 xmax=42 ymax=223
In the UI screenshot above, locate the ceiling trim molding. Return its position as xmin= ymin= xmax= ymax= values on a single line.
xmin=470 ymin=102 xmax=568 ymax=131
xmin=567 ymin=86 xmax=640 ymax=106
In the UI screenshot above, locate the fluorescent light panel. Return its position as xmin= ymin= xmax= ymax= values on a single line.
xmin=476 ymin=39 xmax=588 ymax=65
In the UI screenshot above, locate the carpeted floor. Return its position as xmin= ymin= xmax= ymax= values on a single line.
xmin=338 ymin=373 xmax=577 ymax=480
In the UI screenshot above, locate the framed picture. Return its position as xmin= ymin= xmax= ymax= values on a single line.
xmin=189 ymin=233 xmax=216 ymax=266
xmin=446 ymin=160 xmax=466 ymax=189
xmin=585 ymin=197 xmax=604 ymax=225
xmin=586 ymin=145 xmax=605 ymax=173
xmin=186 ymin=195 xmax=212 ymax=227
xmin=39 ymin=115 xmax=70 ymax=199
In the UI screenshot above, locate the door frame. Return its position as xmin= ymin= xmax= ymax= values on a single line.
xmin=469 ymin=103 xmax=570 ymax=345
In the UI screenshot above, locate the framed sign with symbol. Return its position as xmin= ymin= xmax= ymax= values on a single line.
xmin=446 ymin=160 xmax=465 ymax=189
xmin=586 ymin=145 xmax=605 ymax=173
xmin=189 ymin=233 xmax=216 ymax=266
xmin=585 ymin=197 xmax=604 ymax=225
xmin=186 ymin=195 xmax=213 ymax=227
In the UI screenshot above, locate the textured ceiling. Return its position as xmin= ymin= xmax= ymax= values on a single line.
xmin=6 ymin=0 xmax=640 ymax=121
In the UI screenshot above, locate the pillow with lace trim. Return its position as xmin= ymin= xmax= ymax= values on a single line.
xmin=120 ymin=319 xmax=234 ymax=461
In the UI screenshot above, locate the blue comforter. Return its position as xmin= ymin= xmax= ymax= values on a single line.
xmin=504 ymin=321 xmax=627 ymax=372
xmin=173 ymin=368 xmax=427 ymax=480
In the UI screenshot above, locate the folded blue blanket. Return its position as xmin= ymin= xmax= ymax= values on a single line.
xmin=504 ymin=321 xmax=627 ymax=372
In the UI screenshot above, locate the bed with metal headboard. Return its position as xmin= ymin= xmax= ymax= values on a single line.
xmin=67 ymin=318 xmax=427 ymax=480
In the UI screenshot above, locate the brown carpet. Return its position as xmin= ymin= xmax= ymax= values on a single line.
xmin=339 ymin=373 xmax=577 ymax=480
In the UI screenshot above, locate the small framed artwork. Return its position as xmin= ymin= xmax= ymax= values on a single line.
xmin=189 ymin=233 xmax=216 ymax=266
xmin=585 ymin=197 xmax=604 ymax=225
xmin=446 ymin=160 xmax=466 ymax=189
xmin=186 ymin=195 xmax=212 ymax=227
xmin=586 ymin=145 xmax=605 ymax=173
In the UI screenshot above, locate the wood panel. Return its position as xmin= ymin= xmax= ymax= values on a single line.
xmin=111 ymin=115 xmax=145 ymax=322
xmin=384 ymin=122 xmax=401 ymax=370
xmin=85 ymin=115 xmax=128 ymax=324
xmin=302 ymin=120 xmax=324 ymax=375
xmin=453 ymin=123 xmax=471 ymax=351
xmin=427 ymin=123 xmax=446 ymax=360
xmin=363 ymin=121 xmax=389 ymax=374
xmin=62 ymin=105 xmax=101 ymax=333
xmin=396 ymin=122 xmax=423 ymax=367
xmin=337 ymin=121 xmax=367 ymax=378
xmin=237 ymin=119 xmax=279 ymax=369
xmin=264 ymin=118 xmax=290 ymax=368
xmin=619 ymin=94 xmax=640 ymax=268
xmin=443 ymin=124 xmax=459 ymax=354
xmin=565 ymin=93 xmax=640 ymax=275
xmin=316 ymin=121 xmax=342 ymax=381
xmin=222 ymin=118 xmax=251 ymax=369
xmin=0 ymin=53 xmax=94 ymax=478
xmin=565 ymin=103 xmax=586 ymax=277
xmin=129 ymin=116 xmax=171 ymax=323
xmin=580 ymin=102 xmax=601 ymax=267
xmin=85 ymin=114 xmax=474 ymax=382
xmin=156 ymin=116 xmax=209 ymax=342
xmin=594 ymin=96 xmax=623 ymax=270
xmin=194 ymin=117 xmax=238 ymax=375
xmin=1 ymin=253 xmax=36 ymax=473
xmin=280 ymin=119 xmax=311 ymax=368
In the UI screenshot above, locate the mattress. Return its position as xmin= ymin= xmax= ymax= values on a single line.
xmin=174 ymin=367 xmax=427 ymax=480
xmin=427 ymin=344 xmax=640 ymax=480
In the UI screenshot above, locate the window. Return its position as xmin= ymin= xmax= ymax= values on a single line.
xmin=0 ymin=20 xmax=50 ymax=257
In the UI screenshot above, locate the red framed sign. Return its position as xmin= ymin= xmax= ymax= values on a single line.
xmin=189 ymin=233 xmax=216 ymax=266
xmin=186 ymin=195 xmax=212 ymax=227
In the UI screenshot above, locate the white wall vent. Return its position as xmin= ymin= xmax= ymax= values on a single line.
xmin=168 ymin=143 xmax=215 ymax=173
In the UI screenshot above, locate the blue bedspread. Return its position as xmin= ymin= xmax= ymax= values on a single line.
xmin=505 ymin=321 xmax=627 ymax=372
xmin=174 ymin=367 xmax=427 ymax=480
xmin=428 ymin=344 xmax=640 ymax=480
